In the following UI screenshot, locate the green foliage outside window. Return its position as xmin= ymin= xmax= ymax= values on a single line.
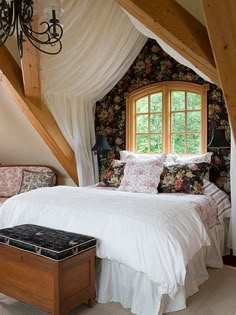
xmin=136 ymin=135 xmax=148 ymax=152
xmin=151 ymin=93 xmax=162 ymax=112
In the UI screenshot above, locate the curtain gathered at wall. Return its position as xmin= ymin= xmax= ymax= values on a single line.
xmin=123 ymin=11 xmax=212 ymax=83
xmin=40 ymin=0 xmax=146 ymax=186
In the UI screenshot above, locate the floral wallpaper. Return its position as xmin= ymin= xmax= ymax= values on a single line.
xmin=95 ymin=39 xmax=231 ymax=195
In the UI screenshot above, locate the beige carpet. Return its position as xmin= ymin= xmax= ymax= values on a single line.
xmin=0 ymin=266 xmax=235 ymax=315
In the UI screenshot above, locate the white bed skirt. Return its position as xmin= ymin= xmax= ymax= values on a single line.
xmin=96 ymin=222 xmax=227 ymax=315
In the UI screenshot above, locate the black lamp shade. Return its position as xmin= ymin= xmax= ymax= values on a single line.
xmin=208 ymin=128 xmax=230 ymax=148
xmin=92 ymin=135 xmax=112 ymax=152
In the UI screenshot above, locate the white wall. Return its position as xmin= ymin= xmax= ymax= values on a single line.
xmin=0 ymin=84 xmax=76 ymax=186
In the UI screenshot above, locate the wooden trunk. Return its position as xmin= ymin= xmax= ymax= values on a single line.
xmin=0 ymin=244 xmax=96 ymax=315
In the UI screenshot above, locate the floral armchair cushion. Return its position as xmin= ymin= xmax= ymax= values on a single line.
xmin=158 ymin=162 xmax=211 ymax=194
xmin=0 ymin=166 xmax=56 ymax=198
xmin=18 ymin=170 xmax=56 ymax=194
xmin=98 ymin=160 xmax=126 ymax=188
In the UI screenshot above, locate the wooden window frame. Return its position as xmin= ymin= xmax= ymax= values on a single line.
xmin=126 ymin=81 xmax=209 ymax=154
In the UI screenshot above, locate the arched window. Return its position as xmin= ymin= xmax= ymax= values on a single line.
xmin=126 ymin=81 xmax=209 ymax=155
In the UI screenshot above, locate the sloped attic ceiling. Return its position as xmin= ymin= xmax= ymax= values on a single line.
xmin=1 ymin=0 xmax=236 ymax=185
xmin=0 ymin=83 xmax=75 ymax=186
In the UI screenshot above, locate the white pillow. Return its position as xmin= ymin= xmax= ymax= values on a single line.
xmin=118 ymin=158 xmax=164 ymax=194
xmin=167 ymin=152 xmax=213 ymax=165
xmin=203 ymin=180 xmax=231 ymax=222
xmin=120 ymin=150 xmax=166 ymax=162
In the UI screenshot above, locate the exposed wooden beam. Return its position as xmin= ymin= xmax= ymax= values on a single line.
xmin=202 ymin=0 xmax=236 ymax=141
xmin=20 ymin=16 xmax=41 ymax=105
xmin=116 ymin=0 xmax=220 ymax=86
xmin=0 ymin=44 xmax=78 ymax=185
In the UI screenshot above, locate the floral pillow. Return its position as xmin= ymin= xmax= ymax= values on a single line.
xmin=98 ymin=160 xmax=126 ymax=188
xmin=18 ymin=170 xmax=56 ymax=194
xmin=118 ymin=158 xmax=164 ymax=194
xmin=158 ymin=162 xmax=211 ymax=194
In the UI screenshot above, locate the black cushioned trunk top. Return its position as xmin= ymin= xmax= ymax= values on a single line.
xmin=0 ymin=224 xmax=96 ymax=261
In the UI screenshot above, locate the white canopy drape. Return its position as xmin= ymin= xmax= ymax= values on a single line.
xmin=229 ymin=133 xmax=236 ymax=255
xmin=40 ymin=0 xmax=147 ymax=186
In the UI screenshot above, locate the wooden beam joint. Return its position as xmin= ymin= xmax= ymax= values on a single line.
xmin=116 ymin=0 xmax=220 ymax=86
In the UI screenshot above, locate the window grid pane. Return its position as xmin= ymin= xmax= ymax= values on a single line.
xmin=132 ymin=86 xmax=204 ymax=155
xmin=151 ymin=93 xmax=162 ymax=112
xmin=170 ymin=90 xmax=202 ymax=154
xmin=136 ymin=135 xmax=149 ymax=153
xmin=171 ymin=112 xmax=185 ymax=133
xmin=187 ymin=134 xmax=201 ymax=154
xmin=136 ymin=96 xmax=148 ymax=113
xmin=150 ymin=134 xmax=162 ymax=153
xmin=136 ymin=114 xmax=148 ymax=133
xmin=150 ymin=114 xmax=162 ymax=133
xmin=187 ymin=111 xmax=201 ymax=132
xmin=171 ymin=91 xmax=185 ymax=111
xmin=135 ymin=92 xmax=163 ymax=153
xmin=187 ymin=92 xmax=201 ymax=110
xmin=171 ymin=134 xmax=185 ymax=154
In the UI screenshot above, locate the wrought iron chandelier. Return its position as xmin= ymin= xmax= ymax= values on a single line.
xmin=0 ymin=0 xmax=63 ymax=57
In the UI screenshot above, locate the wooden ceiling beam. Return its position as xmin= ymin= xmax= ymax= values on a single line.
xmin=0 ymin=44 xmax=78 ymax=185
xmin=202 ymin=0 xmax=236 ymax=141
xmin=116 ymin=0 xmax=220 ymax=86
xmin=20 ymin=16 xmax=41 ymax=105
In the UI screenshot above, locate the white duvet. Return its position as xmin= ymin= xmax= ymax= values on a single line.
xmin=0 ymin=186 xmax=212 ymax=299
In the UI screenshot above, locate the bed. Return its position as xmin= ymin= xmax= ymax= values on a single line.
xmin=0 ymin=182 xmax=230 ymax=315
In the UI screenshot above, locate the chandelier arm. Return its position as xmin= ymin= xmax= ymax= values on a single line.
xmin=23 ymin=22 xmax=50 ymax=36
xmin=26 ymin=34 xmax=62 ymax=55
xmin=0 ymin=0 xmax=63 ymax=57
xmin=21 ymin=24 xmax=55 ymax=46
xmin=21 ymin=22 xmax=63 ymax=46
xmin=16 ymin=12 xmax=23 ymax=58
xmin=20 ymin=0 xmax=33 ymax=24
xmin=0 ymin=1 xmax=15 ymax=36
xmin=22 ymin=21 xmax=63 ymax=41
xmin=0 ymin=23 xmax=10 ymax=37
xmin=48 ymin=22 xmax=64 ymax=41
xmin=8 ymin=0 xmax=16 ymax=36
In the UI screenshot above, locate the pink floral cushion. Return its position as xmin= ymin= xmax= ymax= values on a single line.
xmin=0 ymin=166 xmax=56 ymax=198
xmin=118 ymin=158 xmax=165 ymax=194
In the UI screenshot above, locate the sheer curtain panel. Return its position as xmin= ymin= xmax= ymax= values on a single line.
xmin=229 ymin=133 xmax=236 ymax=255
xmin=40 ymin=0 xmax=147 ymax=186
